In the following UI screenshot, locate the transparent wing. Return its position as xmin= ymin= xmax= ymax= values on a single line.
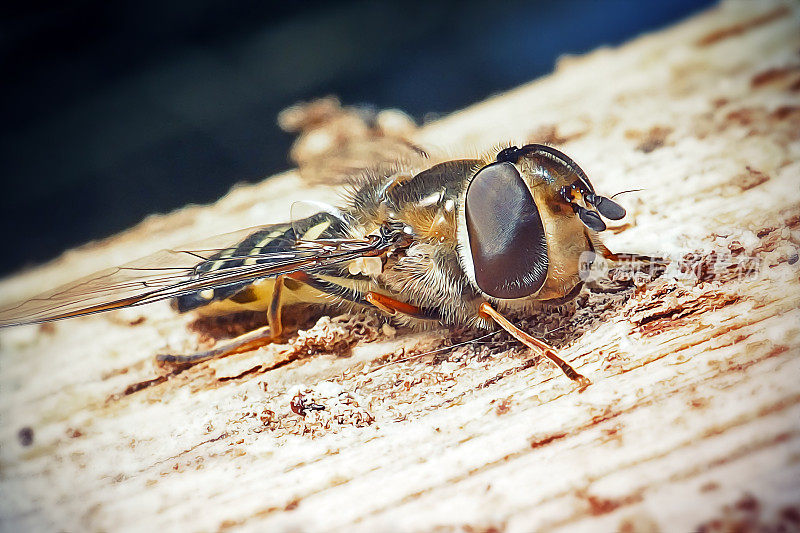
xmin=297 ymin=138 xmax=428 ymax=186
xmin=0 ymin=223 xmax=395 ymax=327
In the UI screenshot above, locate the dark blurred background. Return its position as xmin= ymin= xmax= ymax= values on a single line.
xmin=1 ymin=0 xmax=714 ymax=275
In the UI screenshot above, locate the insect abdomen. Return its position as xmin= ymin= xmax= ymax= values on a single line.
xmin=175 ymin=212 xmax=345 ymax=313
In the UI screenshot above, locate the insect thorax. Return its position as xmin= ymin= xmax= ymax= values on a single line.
xmin=343 ymin=158 xmax=490 ymax=326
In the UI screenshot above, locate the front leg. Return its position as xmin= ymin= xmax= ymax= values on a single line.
xmin=478 ymin=302 xmax=591 ymax=389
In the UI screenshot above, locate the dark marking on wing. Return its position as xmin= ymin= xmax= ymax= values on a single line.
xmin=175 ymin=213 xmax=346 ymax=312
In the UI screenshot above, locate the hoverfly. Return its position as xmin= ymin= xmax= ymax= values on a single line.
xmin=0 ymin=144 xmax=647 ymax=387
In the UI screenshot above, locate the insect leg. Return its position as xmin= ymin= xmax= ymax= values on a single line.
xmin=478 ymin=302 xmax=591 ymax=388
xmin=364 ymin=292 xmax=439 ymax=320
xmin=157 ymin=325 xmax=275 ymax=364
xmin=291 ymin=271 xmax=439 ymax=320
xmin=603 ymin=252 xmax=669 ymax=265
xmin=589 ymin=236 xmax=669 ymax=277
xmin=157 ymin=276 xmax=288 ymax=364
xmin=267 ymin=275 xmax=285 ymax=338
xmin=590 ymin=238 xmax=668 ymax=266
xmin=602 ymin=252 xmax=670 ymax=281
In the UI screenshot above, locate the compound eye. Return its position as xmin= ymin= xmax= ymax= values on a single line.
xmin=465 ymin=162 xmax=548 ymax=299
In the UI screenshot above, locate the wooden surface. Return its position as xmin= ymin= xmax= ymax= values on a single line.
xmin=2 ymin=1 xmax=799 ymax=531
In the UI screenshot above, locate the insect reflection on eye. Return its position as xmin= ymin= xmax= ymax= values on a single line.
xmin=0 ymin=144 xmax=663 ymax=388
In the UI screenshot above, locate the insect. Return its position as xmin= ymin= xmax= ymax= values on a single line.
xmin=0 ymin=144 xmax=650 ymax=387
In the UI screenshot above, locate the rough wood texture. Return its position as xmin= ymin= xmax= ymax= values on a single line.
xmin=2 ymin=2 xmax=799 ymax=531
